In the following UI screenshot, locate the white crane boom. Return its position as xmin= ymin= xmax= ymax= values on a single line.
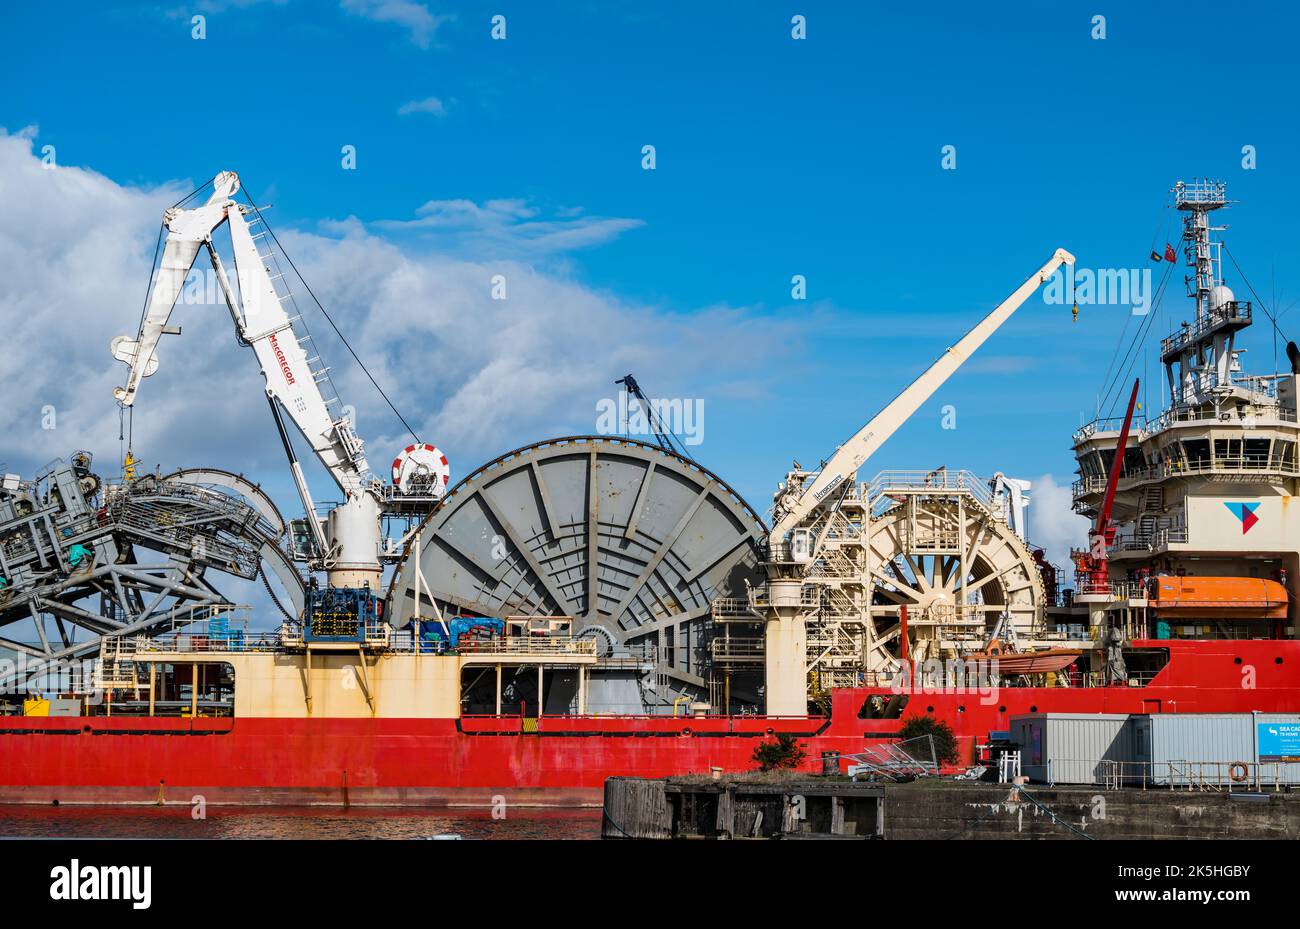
xmin=770 ymin=248 xmax=1075 ymax=541
xmin=111 ymin=171 xmax=382 ymax=588
xmin=223 ymin=205 xmax=369 ymax=495
xmin=112 ymin=173 xmax=240 ymax=405
xmin=112 ymin=172 xmax=369 ymax=497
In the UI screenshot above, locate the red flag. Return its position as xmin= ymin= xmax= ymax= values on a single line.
xmin=1164 ymin=243 xmax=1177 ymax=263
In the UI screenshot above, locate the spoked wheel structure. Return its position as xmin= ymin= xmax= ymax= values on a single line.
xmin=864 ymin=491 xmax=1044 ymax=668
xmin=388 ymin=437 xmax=767 ymax=700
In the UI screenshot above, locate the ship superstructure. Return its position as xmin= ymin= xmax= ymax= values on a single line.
xmin=1071 ymin=180 xmax=1296 ymax=642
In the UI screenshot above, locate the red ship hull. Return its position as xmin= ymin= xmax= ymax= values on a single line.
xmin=3 ymin=640 xmax=1297 ymax=806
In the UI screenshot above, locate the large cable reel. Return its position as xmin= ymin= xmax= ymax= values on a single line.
xmin=387 ymin=436 xmax=767 ymax=700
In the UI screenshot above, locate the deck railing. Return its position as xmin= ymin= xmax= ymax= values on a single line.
xmin=1071 ymin=579 xmax=1149 ymax=600
xmin=97 ymin=621 xmax=596 ymax=659
xmin=709 ymin=637 xmax=765 ymax=662
xmin=458 ymin=637 xmax=597 ymax=656
xmin=1044 ymin=758 xmax=1293 ymax=792
xmin=861 ymin=469 xmax=1000 ymax=520
xmin=1159 ymin=301 xmax=1252 ymax=359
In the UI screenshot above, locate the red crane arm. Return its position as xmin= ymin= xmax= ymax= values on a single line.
xmin=1094 ymin=378 xmax=1141 ymax=542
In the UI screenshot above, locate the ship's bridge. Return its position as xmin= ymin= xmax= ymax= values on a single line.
xmin=1070 ymin=380 xmax=1300 ymax=638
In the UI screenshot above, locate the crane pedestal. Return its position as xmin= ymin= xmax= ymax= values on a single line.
xmin=763 ymin=580 xmax=808 ymax=716
xmin=325 ymin=492 xmax=383 ymax=590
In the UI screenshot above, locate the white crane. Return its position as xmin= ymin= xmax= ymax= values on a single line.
xmin=770 ymin=248 xmax=1075 ymax=546
xmin=990 ymin=472 xmax=1032 ymax=541
xmin=111 ymin=171 xmax=402 ymax=592
xmin=761 ymin=248 xmax=1076 ymax=714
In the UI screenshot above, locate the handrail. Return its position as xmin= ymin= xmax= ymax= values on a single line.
xmin=1160 ymin=300 xmax=1252 ymax=359
xmin=1073 ymin=415 xmax=1148 ymax=443
xmin=98 ymin=621 xmax=597 ymax=658
xmin=710 ymin=638 xmax=765 ymax=660
xmin=458 ymin=637 xmax=597 ymax=656
xmin=1071 ymin=579 xmax=1149 ymax=599
xmin=1048 ymin=758 xmax=1291 ymax=792
xmin=864 ymin=469 xmax=997 ymax=513
xmin=1141 ymin=405 xmax=1298 ymax=438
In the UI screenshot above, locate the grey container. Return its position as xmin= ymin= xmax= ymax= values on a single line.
xmin=1130 ymin=713 xmax=1300 ymax=786
xmin=1011 ymin=714 xmax=1135 ymax=785
xmin=1133 ymin=714 xmax=1254 ymax=786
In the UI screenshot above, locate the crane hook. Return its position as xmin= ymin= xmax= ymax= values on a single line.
xmin=1072 ymin=302 xmax=1079 ymax=323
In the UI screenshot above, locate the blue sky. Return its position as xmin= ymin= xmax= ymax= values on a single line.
xmin=4 ymin=0 xmax=1300 ymax=571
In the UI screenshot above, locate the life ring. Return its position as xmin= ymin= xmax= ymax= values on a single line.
xmin=1229 ymin=761 xmax=1250 ymax=783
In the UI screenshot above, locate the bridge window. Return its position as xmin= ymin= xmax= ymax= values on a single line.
xmin=1181 ymin=439 xmax=1210 ymax=469
xmin=1245 ymin=438 xmax=1271 ymax=468
xmin=1273 ymin=440 xmax=1296 ymax=470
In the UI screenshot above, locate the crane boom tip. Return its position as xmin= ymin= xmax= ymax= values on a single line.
xmin=207 ymin=171 xmax=241 ymax=204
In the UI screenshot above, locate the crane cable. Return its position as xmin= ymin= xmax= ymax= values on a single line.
xmin=1095 ymin=268 xmax=1155 ymax=414
xmin=1223 ymin=242 xmax=1292 ymax=350
xmin=237 ymin=182 xmax=422 ymax=445
xmin=133 ymin=174 xmax=423 ymax=451
xmin=1104 ymin=260 xmax=1172 ymax=416
xmin=1095 ymin=197 xmax=1181 ymax=418
xmin=1097 ymin=258 xmax=1175 ymax=418
xmin=1096 ymin=304 xmax=1134 ymax=406
xmin=169 ymin=175 xmax=215 ymax=210
xmin=122 ymin=176 xmax=217 ymax=474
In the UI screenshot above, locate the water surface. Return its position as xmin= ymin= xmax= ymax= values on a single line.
xmin=0 ymin=805 xmax=602 ymax=840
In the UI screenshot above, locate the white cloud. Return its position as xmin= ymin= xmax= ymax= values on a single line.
xmin=164 ymin=0 xmax=288 ymax=16
xmin=0 ymin=127 xmax=794 ymax=499
xmin=374 ymin=197 xmax=645 ymax=257
xmin=397 ymin=96 xmax=448 ymax=117
xmin=1027 ymin=472 xmax=1089 ymax=576
xmin=339 ymin=0 xmax=452 ymax=49
xmin=275 ymin=228 xmax=791 ymax=467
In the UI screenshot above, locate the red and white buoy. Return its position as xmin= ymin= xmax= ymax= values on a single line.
xmin=391 ymin=444 xmax=450 ymax=497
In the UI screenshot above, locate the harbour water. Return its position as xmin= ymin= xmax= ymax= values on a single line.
xmin=0 ymin=805 xmax=602 ymax=840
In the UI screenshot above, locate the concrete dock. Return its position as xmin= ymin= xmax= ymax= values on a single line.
xmin=604 ymin=776 xmax=1300 ymax=839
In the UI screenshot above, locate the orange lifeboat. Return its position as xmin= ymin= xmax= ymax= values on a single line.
xmin=1150 ymin=576 xmax=1289 ymax=620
